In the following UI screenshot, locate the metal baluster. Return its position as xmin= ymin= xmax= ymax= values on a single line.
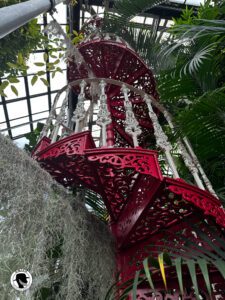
xmin=71 ymin=80 xmax=86 ymax=133
xmin=121 ymin=84 xmax=142 ymax=147
xmin=50 ymin=89 xmax=69 ymax=143
xmin=144 ymin=95 xmax=179 ymax=178
xmin=183 ymin=137 xmax=217 ymax=194
xmin=96 ymin=80 xmax=112 ymax=147
xmin=163 ymin=111 xmax=207 ymax=191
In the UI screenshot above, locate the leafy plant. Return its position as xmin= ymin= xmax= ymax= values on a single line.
xmin=104 ymin=0 xmax=225 ymax=203
xmin=106 ymin=224 xmax=225 ymax=299
xmin=0 ymin=0 xmax=81 ymax=96
xmin=0 ymin=17 xmax=46 ymax=96
xmin=24 ymin=122 xmax=44 ymax=153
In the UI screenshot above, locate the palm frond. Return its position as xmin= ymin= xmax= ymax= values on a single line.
xmin=84 ymin=189 xmax=108 ymax=222
xmin=182 ymin=42 xmax=216 ymax=75
xmin=114 ymin=0 xmax=166 ymax=20
xmin=106 ymin=224 xmax=225 ymax=299
xmin=177 ymin=87 xmax=225 ymax=157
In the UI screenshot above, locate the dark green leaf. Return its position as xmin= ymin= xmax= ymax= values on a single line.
xmin=198 ymin=259 xmax=212 ymax=297
xmin=8 ymin=77 xmax=19 ymax=83
xmin=186 ymin=260 xmax=200 ymax=299
xmin=132 ymin=270 xmax=140 ymax=300
xmin=11 ymin=85 xmax=18 ymax=96
xmin=34 ymin=62 xmax=45 ymax=66
xmin=175 ymin=257 xmax=184 ymax=295
xmin=40 ymin=78 xmax=49 ymax=86
xmin=143 ymin=258 xmax=155 ymax=290
xmin=31 ymin=75 xmax=38 ymax=86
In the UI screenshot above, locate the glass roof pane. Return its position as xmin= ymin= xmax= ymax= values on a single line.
xmin=166 ymin=20 xmax=174 ymax=27
xmin=50 ymin=70 xmax=67 ymax=91
xmin=84 ymin=11 xmax=91 ymax=18
xmin=7 ymin=100 xmax=28 ymax=119
xmin=11 ymin=124 xmax=30 ymax=137
xmin=97 ymin=6 xmax=105 ymax=15
xmin=170 ymin=0 xmax=204 ymax=5
xmin=130 ymin=16 xmax=145 ymax=23
xmin=30 ymin=95 xmax=49 ymax=114
xmin=33 ymin=111 xmax=49 ymax=121
xmin=10 ymin=116 xmax=29 ymax=127
xmin=0 ymin=105 xmax=6 ymax=123
xmin=169 ymin=0 xmax=185 ymax=4
xmin=144 ymin=17 xmax=153 ymax=25
xmin=160 ymin=19 xmax=166 ymax=26
xmin=185 ymin=0 xmax=204 ymax=5
xmin=52 ymin=3 xmax=67 ymax=23
xmin=0 ymin=122 xmax=7 ymax=130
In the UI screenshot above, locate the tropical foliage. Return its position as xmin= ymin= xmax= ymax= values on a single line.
xmin=103 ymin=0 xmax=225 ymax=203
xmin=158 ymin=1 xmax=225 ymax=201
xmin=106 ymin=224 xmax=225 ymax=299
xmin=24 ymin=122 xmax=44 ymax=153
xmin=101 ymin=0 xmax=225 ymax=298
xmin=0 ymin=0 xmax=47 ymax=95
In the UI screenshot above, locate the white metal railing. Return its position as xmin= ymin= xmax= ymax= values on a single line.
xmin=96 ymin=80 xmax=112 ymax=147
xmin=121 ymin=84 xmax=142 ymax=148
xmin=38 ymin=77 xmax=217 ymax=196
xmin=71 ymin=80 xmax=87 ymax=134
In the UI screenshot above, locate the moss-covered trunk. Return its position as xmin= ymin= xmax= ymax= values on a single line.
xmin=0 ymin=135 xmax=115 ymax=300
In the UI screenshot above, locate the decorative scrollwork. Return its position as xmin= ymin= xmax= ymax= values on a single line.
xmin=96 ymin=80 xmax=112 ymax=146
xmin=144 ymin=95 xmax=171 ymax=152
xmin=122 ymin=84 xmax=142 ymax=147
xmin=167 ymin=182 xmax=225 ymax=227
xmin=72 ymin=80 xmax=87 ymax=133
xmin=38 ymin=132 xmax=92 ymax=160
xmin=87 ymin=152 xmax=160 ymax=176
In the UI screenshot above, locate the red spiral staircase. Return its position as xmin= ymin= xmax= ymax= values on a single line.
xmin=32 ymin=28 xmax=225 ymax=299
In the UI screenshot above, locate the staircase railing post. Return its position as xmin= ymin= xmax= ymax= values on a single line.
xmin=144 ymin=95 xmax=180 ymax=178
xmin=71 ymin=80 xmax=86 ymax=134
xmin=96 ymin=80 xmax=112 ymax=147
xmin=121 ymin=84 xmax=142 ymax=147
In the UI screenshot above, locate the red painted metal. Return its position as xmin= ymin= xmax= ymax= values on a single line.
xmin=32 ymin=136 xmax=51 ymax=159
xmin=34 ymin=33 xmax=225 ymax=297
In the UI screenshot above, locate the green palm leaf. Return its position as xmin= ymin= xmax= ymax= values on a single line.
xmin=114 ymin=0 xmax=166 ymax=20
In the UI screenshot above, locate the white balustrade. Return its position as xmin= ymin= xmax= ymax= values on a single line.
xmin=96 ymin=80 xmax=112 ymax=147
xmin=163 ymin=111 xmax=207 ymax=190
xmin=183 ymin=137 xmax=217 ymax=195
xmin=50 ymin=89 xmax=70 ymax=143
xmin=71 ymin=80 xmax=87 ymax=133
xmin=144 ymin=95 xmax=179 ymax=178
xmin=121 ymin=84 xmax=142 ymax=147
xmin=37 ymin=78 xmax=218 ymax=196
